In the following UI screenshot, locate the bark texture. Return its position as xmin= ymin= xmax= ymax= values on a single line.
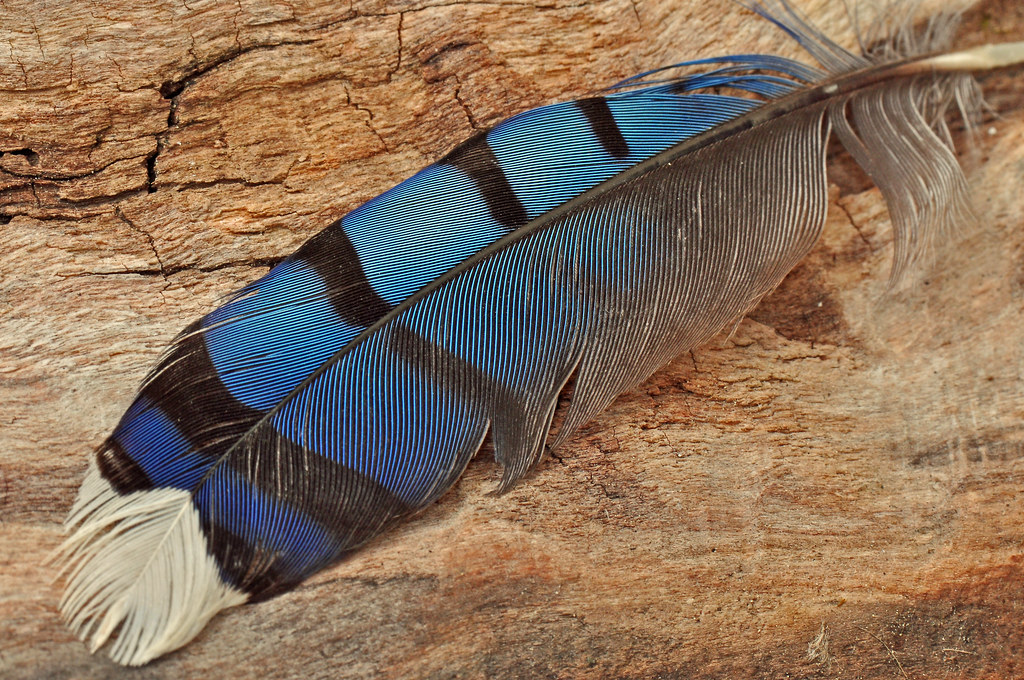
xmin=2 ymin=0 xmax=1023 ymax=678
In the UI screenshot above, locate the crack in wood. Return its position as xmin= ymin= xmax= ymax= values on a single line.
xmin=57 ymin=255 xmax=285 ymax=280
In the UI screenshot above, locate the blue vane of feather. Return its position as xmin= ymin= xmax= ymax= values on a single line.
xmin=53 ymin=0 xmax=1024 ymax=665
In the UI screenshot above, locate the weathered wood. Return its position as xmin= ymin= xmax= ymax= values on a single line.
xmin=1 ymin=0 xmax=1022 ymax=677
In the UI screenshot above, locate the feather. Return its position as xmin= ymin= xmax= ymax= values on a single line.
xmin=53 ymin=0 xmax=1024 ymax=665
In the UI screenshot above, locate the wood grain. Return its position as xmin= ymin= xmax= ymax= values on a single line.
xmin=1 ymin=0 xmax=1022 ymax=677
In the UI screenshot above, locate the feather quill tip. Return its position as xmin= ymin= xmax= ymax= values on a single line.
xmin=923 ymin=40 xmax=1024 ymax=71
xmin=52 ymin=463 xmax=248 ymax=665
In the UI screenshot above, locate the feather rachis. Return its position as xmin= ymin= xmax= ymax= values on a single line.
xmin=53 ymin=0 xmax=1024 ymax=665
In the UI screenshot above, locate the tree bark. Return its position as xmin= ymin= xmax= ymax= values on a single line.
xmin=2 ymin=0 xmax=1023 ymax=677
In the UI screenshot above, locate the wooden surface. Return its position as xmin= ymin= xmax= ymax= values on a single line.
xmin=2 ymin=0 xmax=1023 ymax=677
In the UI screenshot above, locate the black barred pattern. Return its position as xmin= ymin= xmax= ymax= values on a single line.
xmin=439 ymin=132 xmax=528 ymax=230
xmin=138 ymin=321 xmax=265 ymax=463
xmin=576 ymin=97 xmax=630 ymax=159
xmin=387 ymin=321 xmax=544 ymax=463
xmin=96 ymin=439 xmax=153 ymax=494
xmin=389 ymin=321 xmax=517 ymax=411
xmin=199 ymin=518 xmax=290 ymax=601
xmin=224 ymin=434 xmax=413 ymax=598
xmin=290 ymin=225 xmax=394 ymax=327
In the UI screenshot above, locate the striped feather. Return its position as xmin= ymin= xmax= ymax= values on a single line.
xmin=54 ymin=0 xmax=1024 ymax=666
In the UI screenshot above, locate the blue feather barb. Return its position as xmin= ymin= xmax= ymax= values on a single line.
xmin=53 ymin=0 xmax=1024 ymax=665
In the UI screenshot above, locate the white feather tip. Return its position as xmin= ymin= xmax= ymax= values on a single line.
xmin=52 ymin=464 xmax=248 ymax=665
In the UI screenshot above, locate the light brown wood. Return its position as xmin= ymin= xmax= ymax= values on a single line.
xmin=2 ymin=0 xmax=1023 ymax=677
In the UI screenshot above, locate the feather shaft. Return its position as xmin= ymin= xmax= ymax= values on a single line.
xmin=285 ymin=43 xmax=1016 ymax=381
xmin=921 ymin=40 xmax=1024 ymax=71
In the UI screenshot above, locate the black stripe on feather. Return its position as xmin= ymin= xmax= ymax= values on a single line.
xmin=439 ymin=132 xmax=529 ymax=230
xmin=576 ymin=97 xmax=631 ymax=159
xmin=389 ymin=321 xmax=522 ymax=416
xmin=291 ymin=226 xmax=395 ymax=327
xmin=138 ymin=321 xmax=264 ymax=461
xmin=199 ymin=519 xmax=291 ymax=600
xmin=96 ymin=439 xmax=153 ymax=495
xmin=226 ymin=436 xmax=413 ymax=597
xmin=389 ymin=322 xmax=549 ymax=469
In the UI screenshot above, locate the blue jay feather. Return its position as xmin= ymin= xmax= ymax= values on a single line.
xmin=54 ymin=0 xmax=1024 ymax=666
